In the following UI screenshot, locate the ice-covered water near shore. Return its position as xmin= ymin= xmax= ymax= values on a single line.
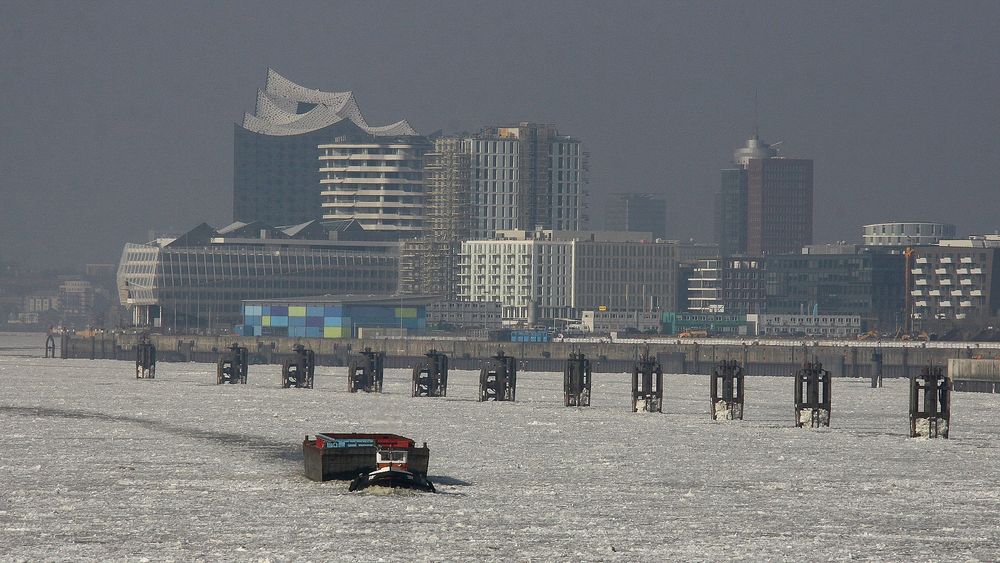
xmin=2 ymin=332 xmax=999 ymax=560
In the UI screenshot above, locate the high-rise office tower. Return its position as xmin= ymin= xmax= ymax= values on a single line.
xmin=234 ymin=69 xmax=419 ymax=226
xmin=746 ymin=156 xmax=813 ymax=255
xmin=606 ymin=192 xmax=667 ymax=239
xmin=715 ymin=134 xmax=813 ymax=256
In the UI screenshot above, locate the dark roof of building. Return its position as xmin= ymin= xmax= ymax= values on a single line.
xmin=319 ymin=219 xmax=363 ymax=232
xmin=162 ymin=219 xmax=374 ymax=247
xmin=164 ymin=223 xmax=216 ymax=247
xmin=242 ymin=294 xmax=439 ymax=306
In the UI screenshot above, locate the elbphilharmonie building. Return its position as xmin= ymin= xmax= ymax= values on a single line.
xmin=234 ymin=69 xmax=420 ymax=227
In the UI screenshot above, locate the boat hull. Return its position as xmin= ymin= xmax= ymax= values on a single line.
xmin=348 ymin=468 xmax=436 ymax=493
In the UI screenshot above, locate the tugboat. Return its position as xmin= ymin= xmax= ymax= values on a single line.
xmin=349 ymin=447 xmax=436 ymax=493
xmin=302 ymin=433 xmax=435 ymax=493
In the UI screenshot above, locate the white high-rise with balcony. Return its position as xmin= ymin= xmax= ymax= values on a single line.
xmin=319 ymin=140 xmax=429 ymax=234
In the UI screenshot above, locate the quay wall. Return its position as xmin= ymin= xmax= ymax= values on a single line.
xmin=58 ymin=333 xmax=993 ymax=379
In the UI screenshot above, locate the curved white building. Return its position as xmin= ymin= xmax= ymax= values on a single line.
xmin=319 ymin=140 xmax=429 ymax=234
xmin=863 ymin=222 xmax=956 ymax=246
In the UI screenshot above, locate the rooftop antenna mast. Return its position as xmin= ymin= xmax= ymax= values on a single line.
xmin=753 ymin=88 xmax=760 ymax=138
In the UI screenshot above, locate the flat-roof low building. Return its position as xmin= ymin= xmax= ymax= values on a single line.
xmin=426 ymin=300 xmax=502 ymax=330
xmin=747 ymin=313 xmax=862 ymax=338
xmin=661 ymin=312 xmax=750 ymax=336
xmin=580 ymin=310 xmax=661 ymax=334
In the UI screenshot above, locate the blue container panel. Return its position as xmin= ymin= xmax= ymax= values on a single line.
xmin=252 ymin=326 xmax=262 ymax=337
xmin=288 ymin=326 xmax=306 ymax=338
xmin=307 ymin=306 xmax=324 ymax=317
xmin=271 ymin=305 xmax=288 ymax=316
xmin=245 ymin=305 xmax=262 ymax=317
xmin=306 ymin=316 xmax=324 ymax=327
xmin=289 ymin=315 xmax=306 ymax=327
xmin=324 ymin=316 xmax=343 ymax=327
xmin=270 ymin=316 xmax=288 ymax=327
xmin=324 ymin=305 xmax=343 ymax=316
xmin=305 ymin=327 xmax=322 ymax=338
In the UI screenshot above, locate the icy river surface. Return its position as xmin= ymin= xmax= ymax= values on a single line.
xmin=1 ymin=333 xmax=999 ymax=561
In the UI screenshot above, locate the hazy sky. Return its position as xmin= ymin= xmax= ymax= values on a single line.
xmin=2 ymin=1 xmax=998 ymax=268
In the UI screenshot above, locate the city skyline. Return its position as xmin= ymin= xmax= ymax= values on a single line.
xmin=2 ymin=1 xmax=1000 ymax=268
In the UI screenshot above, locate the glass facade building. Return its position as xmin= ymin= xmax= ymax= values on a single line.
xmin=606 ymin=193 xmax=667 ymax=240
xmin=716 ymin=169 xmax=748 ymax=256
xmin=765 ymin=250 xmax=905 ymax=331
xmin=117 ymin=221 xmax=398 ymax=332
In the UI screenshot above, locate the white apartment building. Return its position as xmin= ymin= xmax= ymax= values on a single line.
xmin=910 ymin=239 xmax=1000 ymax=322
xmin=459 ymin=234 xmax=574 ymax=322
xmin=687 ymin=259 xmax=723 ymax=313
xmin=459 ymin=230 xmax=676 ymax=323
xmin=319 ymin=140 xmax=429 ymax=233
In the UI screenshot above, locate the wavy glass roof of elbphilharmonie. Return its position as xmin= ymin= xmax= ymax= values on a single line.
xmin=240 ymin=68 xmax=417 ymax=137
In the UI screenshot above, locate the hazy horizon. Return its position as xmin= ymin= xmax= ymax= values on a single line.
xmin=2 ymin=0 xmax=998 ymax=268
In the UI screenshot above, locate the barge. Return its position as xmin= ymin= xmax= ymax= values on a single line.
xmin=303 ymin=433 xmax=434 ymax=492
